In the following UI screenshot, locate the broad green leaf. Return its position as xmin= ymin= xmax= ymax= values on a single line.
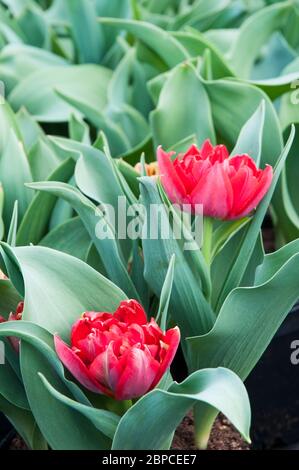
xmin=65 ymin=0 xmax=104 ymax=63
xmin=26 ymin=182 xmax=139 ymax=300
xmin=231 ymin=100 xmax=265 ymax=165
xmin=112 ymin=367 xmax=250 ymax=449
xmin=98 ymin=18 xmax=189 ymax=68
xmin=39 ymin=374 xmax=119 ymax=440
xmin=40 ymin=216 xmax=92 ymax=261
xmin=0 ymin=394 xmax=47 ymax=450
xmin=173 ymin=30 xmax=234 ymax=79
xmin=17 ymin=158 xmax=75 ymax=246
xmin=0 ymin=279 xmax=21 ymax=317
xmin=0 ymin=244 xmax=127 ymax=339
xmin=150 ymin=62 xmax=215 ymax=149
xmin=28 ymin=136 xmax=64 ymax=181
xmin=215 ymin=127 xmax=295 ymax=311
xmin=0 ymin=43 xmax=68 ymax=94
xmin=188 ymin=250 xmax=299 ymax=380
xmin=227 ymin=2 xmax=292 ymax=78
xmin=0 ymin=129 xmax=33 ymax=229
xmin=9 ymin=64 xmax=112 ymax=122
xmin=68 ymin=114 xmax=90 ymax=144
xmin=205 ymin=78 xmax=283 ymax=167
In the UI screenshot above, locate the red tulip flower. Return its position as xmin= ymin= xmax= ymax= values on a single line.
xmin=157 ymin=140 xmax=273 ymax=220
xmin=0 ymin=301 xmax=24 ymax=352
xmin=55 ymin=300 xmax=180 ymax=401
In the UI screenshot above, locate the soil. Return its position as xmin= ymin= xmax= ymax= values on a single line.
xmin=8 ymin=435 xmax=28 ymax=450
xmin=262 ymin=227 xmax=276 ymax=253
xmin=172 ymin=413 xmax=250 ymax=450
xmin=7 ymin=414 xmax=249 ymax=450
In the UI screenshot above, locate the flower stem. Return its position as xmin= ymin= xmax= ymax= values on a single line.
xmin=202 ymin=217 xmax=213 ymax=266
xmin=194 ymin=403 xmax=218 ymax=450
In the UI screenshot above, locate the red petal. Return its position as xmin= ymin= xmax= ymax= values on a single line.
xmin=200 ymin=139 xmax=214 ymax=159
xmin=114 ymin=300 xmax=147 ymax=325
xmin=157 ymin=146 xmax=188 ymax=204
xmin=229 ymin=165 xmax=273 ymax=218
xmin=89 ymin=342 xmax=122 ymax=393
xmin=115 ymin=347 xmax=160 ymax=400
xmin=54 ymin=335 xmax=108 ymax=395
xmin=190 ymin=161 xmax=233 ymax=219
xmin=151 ymin=327 xmax=180 ymax=389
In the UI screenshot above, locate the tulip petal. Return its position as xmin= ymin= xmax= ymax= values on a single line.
xmin=157 ymin=146 xmax=188 ymax=204
xmin=115 ymin=347 xmax=160 ymax=400
xmin=235 ymin=165 xmax=273 ymax=218
xmin=151 ymin=326 xmax=180 ymax=389
xmin=114 ymin=300 xmax=147 ymax=325
xmin=54 ymin=335 xmax=108 ymax=395
xmin=190 ymin=162 xmax=233 ymax=219
xmin=89 ymin=342 xmax=122 ymax=393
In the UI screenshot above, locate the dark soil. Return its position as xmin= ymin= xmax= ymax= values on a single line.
xmin=262 ymin=227 xmax=276 ymax=253
xmin=7 ymin=414 xmax=249 ymax=450
xmin=172 ymin=413 xmax=250 ymax=450
xmin=9 ymin=435 xmax=28 ymax=450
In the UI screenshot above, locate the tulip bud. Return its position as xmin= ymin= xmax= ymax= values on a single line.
xmin=55 ymin=300 xmax=180 ymax=401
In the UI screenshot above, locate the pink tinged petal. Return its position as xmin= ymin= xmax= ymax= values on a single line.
xmin=184 ymin=144 xmax=201 ymax=157
xmin=200 ymin=139 xmax=214 ymax=159
xmin=89 ymin=342 xmax=122 ymax=394
xmin=190 ymin=162 xmax=233 ymax=219
xmin=211 ymin=145 xmax=229 ymax=163
xmin=0 ymin=316 xmax=5 ymax=323
xmin=114 ymin=300 xmax=147 ymax=325
xmin=54 ymin=335 xmax=107 ymax=395
xmin=230 ymin=165 xmax=273 ymax=219
xmin=151 ymin=327 xmax=180 ymax=389
xmin=157 ymin=146 xmax=188 ymax=204
xmin=115 ymin=347 xmax=160 ymax=400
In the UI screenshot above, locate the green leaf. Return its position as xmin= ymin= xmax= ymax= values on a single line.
xmin=187 ymin=249 xmax=299 ymax=380
xmin=39 ymin=373 xmax=119 ymax=440
xmin=140 ymin=177 xmax=215 ymax=338
xmin=173 ymin=30 xmax=234 ymax=79
xmin=7 ymin=201 xmax=18 ymax=247
xmin=227 ymin=2 xmax=292 ymax=78
xmin=17 ymin=158 xmax=75 ymax=246
xmin=205 ymin=78 xmax=283 ymax=168
xmin=231 ymin=100 xmax=265 ymax=165
xmin=1 ymin=244 xmax=127 ymax=339
xmin=215 ymin=126 xmax=295 ymax=311
xmin=65 ymin=0 xmax=104 ymax=63
xmin=9 ymin=64 xmax=112 ymax=122
xmin=150 ymin=62 xmax=216 ymax=149
xmin=0 ymin=394 xmax=47 ymax=450
xmin=40 ymin=216 xmax=92 ymax=261
xmin=112 ymin=367 xmax=250 ymax=449
xmin=98 ymin=18 xmax=189 ymax=68
xmin=156 ymin=254 xmax=175 ymax=331
xmin=26 ymin=182 xmax=139 ymax=300
xmin=0 ymin=129 xmax=33 ymax=229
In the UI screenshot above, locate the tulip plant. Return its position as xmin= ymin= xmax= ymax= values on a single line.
xmin=0 ymin=0 xmax=299 ymax=453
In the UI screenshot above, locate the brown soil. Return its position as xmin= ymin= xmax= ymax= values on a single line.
xmin=8 ymin=414 xmax=249 ymax=450
xmin=8 ymin=435 xmax=28 ymax=450
xmin=172 ymin=413 xmax=250 ymax=450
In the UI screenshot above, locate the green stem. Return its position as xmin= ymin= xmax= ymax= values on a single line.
xmin=202 ymin=217 xmax=213 ymax=266
xmin=194 ymin=403 xmax=218 ymax=450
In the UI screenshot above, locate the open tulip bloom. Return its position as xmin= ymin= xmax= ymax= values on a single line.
xmin=55 ymin=300 xmax=180 ymax=401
